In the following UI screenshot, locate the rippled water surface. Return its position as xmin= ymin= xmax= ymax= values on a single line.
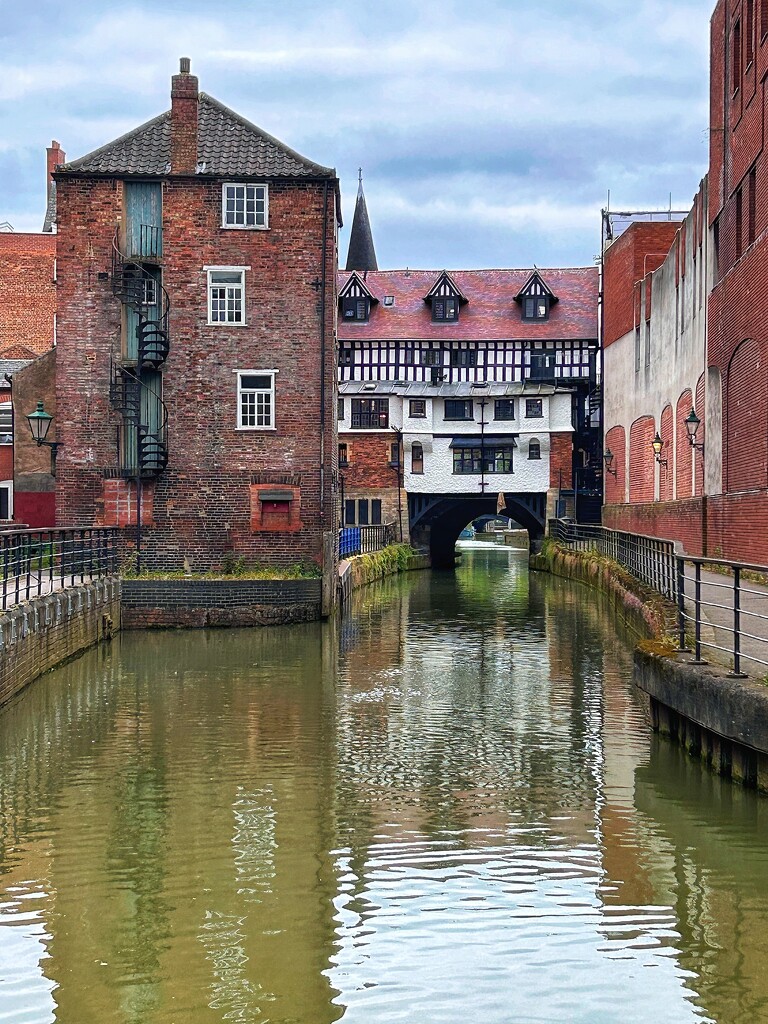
xmin=2 ymin=546 xmax=768 ymax=1023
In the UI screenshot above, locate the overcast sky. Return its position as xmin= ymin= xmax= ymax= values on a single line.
xmin=1 ymin=0 xmax=712 ymax=269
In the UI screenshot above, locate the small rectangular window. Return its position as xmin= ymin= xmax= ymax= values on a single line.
xmin=635 ymin=326 xmax=641 ymax=372
xmin=222 ymin=183 xmax=268 ymax=228
xmin=237 ymin=370 xmax=275 ymax=429
xmin=733 ymin=19 xmax=742 ymax=94
xmin=390 ymin=441 xmax=401 ymax=466
xmin=450 ymin=348 xmax=476 ymax=367
xmin=342 ymin=296 xmax=369 ymax=321
xmin=209 ymin=269 xmax=245 ymax=324
xmin=338 ymin=397 xmax=344 ymax=420
xmin=351 ymin=398 xmax=389 ymax=429
xmin=371 ymin=499 xmax=382 ymax=525
xmin=523 ymin=295 xmax=549 ymax=321
xmin=411 ymin=443 xmax=424 ymax=474
xmin=357 ymin=499 xmax=369 ymax=526
xmin=494 ymin=399 xmax=515 ymax=420
xmin=339 ymin=347 xmax=353 ymax=367
xmin=736 ymin=186 xmax=743 ymax=257
xmin=422 ymin=348 xmax=442 ymax=366
xmin=0 ymin=403 xmax=12 ymax=444
xmin=344 ymin=499 xmax=356 ymax=526
xmin=432 ymin=296 xmax=458 ymax=322
xmin=525 ymin=398 xmax=543 ymax=418
xmin=749 ymin=167 xmax=757 ymax=245
xmin=409 ymin=399 xmax=427 ymax=418
xmin=444 ymin=399 xmax=473 ymax=420
xmin=338 ymin=442 xmax=349 ymax=467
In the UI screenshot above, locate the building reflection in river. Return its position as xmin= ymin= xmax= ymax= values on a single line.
xmin=1 ymin=548 xmax=768 ymax=1021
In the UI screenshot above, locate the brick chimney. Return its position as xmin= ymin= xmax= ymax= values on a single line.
xmin=170 ymin=57 xmax=199 ymax=174
xmin=46 ymin=140 xmax=65 ymax=204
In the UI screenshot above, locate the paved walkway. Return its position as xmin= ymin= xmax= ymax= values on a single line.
xmin=680 ymin=565 xmax=768 ymax=678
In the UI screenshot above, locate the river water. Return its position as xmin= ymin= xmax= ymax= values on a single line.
xmin=2 ymin=545 xmax=768 ymax=1024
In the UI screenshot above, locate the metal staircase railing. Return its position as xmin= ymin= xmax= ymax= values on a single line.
xmin=110 ymin=227 xmax=170 ymax=478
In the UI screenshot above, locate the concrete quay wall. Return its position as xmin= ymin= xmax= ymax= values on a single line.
xmin=532 ymin=541 xmax=768 ymax=794
xmin=0 ymin=578 xmax=119 ymax=708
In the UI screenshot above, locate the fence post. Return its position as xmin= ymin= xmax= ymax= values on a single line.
xmin=677 ymin=558 xmax=689 ymax=652
xmin=729 ymin=567 xmax=748 ymax=678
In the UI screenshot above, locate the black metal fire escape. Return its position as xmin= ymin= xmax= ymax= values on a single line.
xmin=110 ymin=229 xmax=169 ymax=477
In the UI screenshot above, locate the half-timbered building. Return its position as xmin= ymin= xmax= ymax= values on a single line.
xmin=337 ymin=265 xmax=601 ymax=564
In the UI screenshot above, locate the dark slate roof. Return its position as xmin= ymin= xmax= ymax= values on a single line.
xmin=59 ymin=94 xmax=335 ymax=179
xmin=42 ymin=181 xmax=57 ymax=233
xmin=0 ymin=359 xmax=34 ymax=379
xmin=337 ymin=268 xmax=599 ymax=343
xmin=345 ymin=178 xmax=378 ymax=271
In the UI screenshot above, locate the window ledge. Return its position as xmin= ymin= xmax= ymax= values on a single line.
xmin=221 ymin=224 xmax=269 ymax=231
xmin=236 ymin=426 xmax=276 ymax=432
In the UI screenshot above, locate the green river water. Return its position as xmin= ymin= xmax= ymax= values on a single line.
xmin=2 ymin=545 xmax=768 ymax=1023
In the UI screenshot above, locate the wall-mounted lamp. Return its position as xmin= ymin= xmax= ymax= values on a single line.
xmin=685 ymin=408 xmax=704 ymax=451
xmin=603 ymin=448 xmax=617 ymax=477
xmin=652 ymin=432 xmax=667 ymax=467
xmin=26 ymin=400 xmax=60 ymax=476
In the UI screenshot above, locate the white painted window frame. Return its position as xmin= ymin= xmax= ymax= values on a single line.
xmin=206 ymin=266 xmax=249 ymax=326
xmin=222 ymin=183 xmax=269 ymax=229
xmin=234 ymin=369 xmax=278 ymax=431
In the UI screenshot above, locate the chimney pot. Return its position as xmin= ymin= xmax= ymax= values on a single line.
xmin=170 ymin=60 xmax=199 ymax=174
xmin=180 ymin=57 xmax=191 ymax=74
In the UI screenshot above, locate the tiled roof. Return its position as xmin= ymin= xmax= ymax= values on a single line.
xmin=339 ymin=380 xmax=562 ymax=397
xmin=60 ymin=94 xmax=335 ymax=178
xmin=0 ymin=359 xmax=35 ymax=379
xmin=337 ymin=268 xmax=599 ymax=342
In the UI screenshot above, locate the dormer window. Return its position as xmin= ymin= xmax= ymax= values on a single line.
xmin=432 ymin=296 xmax=459 ymax=322
xmin=516 ymin=270 xmax=558 ymax=322
xmin=524 ymin=296 xmax=550 ymax=320
xmin=342 ymin=296 xmax=370 ymax=322
xmin=424 ymin=271 xmax=467 ymax=323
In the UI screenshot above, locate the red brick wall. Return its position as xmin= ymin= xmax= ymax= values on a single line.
xmin=603 ymin=222 xmax=680 ymax=347
xmin=604 ymin=425 xmax=625 ymax=503
xmin=675 ymin=389 xmax=694 ymax=499
xmin=14 ymin=492 xmax=55 ymax=528
xmin=603 ymin=498 xmax=706 ymax=555
xmin=549 ymin=432 xmax=572 ymax=488
xmin=54 ymin=173 xmax=338 ymax=570
xmin=708 ymin=492 xmax=768 ymax=561
xmin=694 ymin=373 xmax=706 ymax=495
xmin=659 ymin=405 xmax=673 ymax=501
xmin=629 ymin=416 xmax=655 ymax=502
xmin=341 ymin=432 xmax=398 ymax=489
xmin=0 ymin=234 xmax=56 ymax=358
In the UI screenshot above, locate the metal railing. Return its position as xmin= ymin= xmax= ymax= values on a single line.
xmin=548 ymin=519 xmax=677 ymax=601
xmin=550 ymin=519 xmax=768 ymax=676
xmin=0 ymin=528 xmax=119 ymax=610
xmin=339 ymin=522 xmax=397 ymax=559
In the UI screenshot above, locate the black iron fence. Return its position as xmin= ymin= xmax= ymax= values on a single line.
xmin=339 ymin=522 xmax=396 ymax=559
xmin=548 ymin=519 xmax=677 ymax=601
xmin=550 ymin=519 xmax=768 ymax=676
xmin=0 ymin=528 xmax=119 ymax=610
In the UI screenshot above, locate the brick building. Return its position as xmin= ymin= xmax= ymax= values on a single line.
xmin=338 ymin=186 xmax=600 ymax=563
xmin=53 ymin=60 xmax=340 ymax=570
xmin=601 ymin=195 xmax=713 ymax=554
xmin=602 ymin=0 xmax=768 ymax=563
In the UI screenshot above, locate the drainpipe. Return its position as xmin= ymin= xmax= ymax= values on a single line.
xmin=319 ymin=180 xmax=329 ymax=526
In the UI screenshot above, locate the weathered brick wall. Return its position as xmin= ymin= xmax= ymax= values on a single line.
xmin=603 ymin=498 xmax=706 ymax=555
xmin=707 ymin=493 xmax=768 ymax=563
xmin=0 ymin=579 xmax=119 ymax=707
xmin=0 ymin=233 xmax=56 ymax=359
xmin=121 ymin=577 xmax=321 ymax=628
xmin=603 ymin=222 xmax=680 ymax=347
xmin=54 ymin=172 xmax=338 ymax=570
xmin=12 ymin=350 xmax=57 ymax=526
xmin=629 ymin=416 xmax=655 ymax=502
xmin=549 ymin=431 xmax=572 ymax=487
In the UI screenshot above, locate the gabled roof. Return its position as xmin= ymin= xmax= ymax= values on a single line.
xmin=514 ymin=270 xmax=559 ymax=304
xmin=58 ymin=93 xmax=335 ymax=179
xmin=345 ymin=172 xmax=378 ymax=271
xmin=337 ymin=268 xmax=599 ymax=343
xmin=423 ymin=270 xmax=468 ymax=304
xmin=339 ymin=270 xmax=378 ymax=302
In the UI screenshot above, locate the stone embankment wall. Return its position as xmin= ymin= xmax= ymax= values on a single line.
xmin=533 ymin=540 xmax=768 ymax=794
xmin=121 ymin=578 xmax=322 ymax=628
xmin=0 ymin=578 xmax=119 ymax=708
xmin=338 ymin=548 xmax=430 ymax=605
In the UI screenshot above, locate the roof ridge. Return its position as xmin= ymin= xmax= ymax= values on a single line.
xmin=199 ymin=92 xmax=335 ymax=177
xmin=60 ymin=109 xmax=170 ymax=173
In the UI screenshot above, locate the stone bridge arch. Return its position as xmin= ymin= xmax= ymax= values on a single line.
xmin=408 ymin=492 xmax=546 ymax=568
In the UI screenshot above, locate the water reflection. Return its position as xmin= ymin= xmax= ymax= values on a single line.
xmin=0 ymin=548 xmax=766 ymax=1021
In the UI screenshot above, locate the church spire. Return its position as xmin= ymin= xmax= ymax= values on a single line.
xmin=345 ymin=168 xmax=378 ymax=272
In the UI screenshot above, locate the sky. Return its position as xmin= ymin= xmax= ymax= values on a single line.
xmin=1 ymin=0 xmax=713 ymax=270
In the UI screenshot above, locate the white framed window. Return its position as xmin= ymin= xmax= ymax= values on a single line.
xmin=236 ymin=370 xmax=277 ymax=430
xmin=222 ymin=183 xmax=268 ymax=229
xmin=208 ymin=268 xmax=246 ymax=325
xmin=0 ymin=403 xmax=11 ymax=445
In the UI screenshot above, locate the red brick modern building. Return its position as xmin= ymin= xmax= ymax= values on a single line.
xmin=54 ymin=60 xmax=340 ymax=570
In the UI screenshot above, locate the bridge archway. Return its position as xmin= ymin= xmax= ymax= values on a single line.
xmin=409 ymin=493 xmax=546 ymax=568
